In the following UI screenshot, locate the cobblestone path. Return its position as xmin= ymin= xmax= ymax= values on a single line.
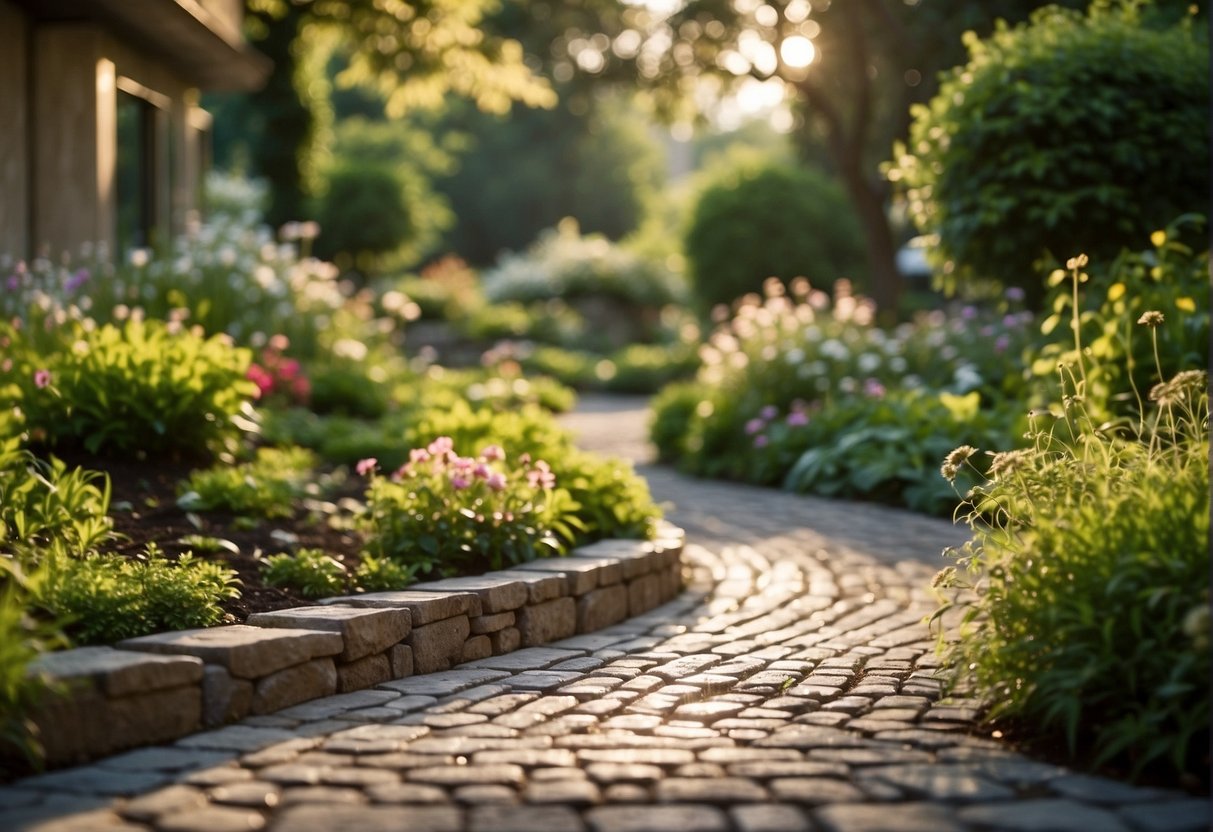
xmin=2 ymin=396 xmax=1206 ymax=832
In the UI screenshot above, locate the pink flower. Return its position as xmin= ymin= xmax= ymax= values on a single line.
xmin=481 ymin=444 xmax=505 ymax=462
xmin=427 ymin=436 xmax=454 ymax=456
xmin=486 ymin=472 xmax=507 ymax=492
xmin=863 ymin=379 xmax=886 ymax=398
xmin=753 ymin=435 xmax=769 ymax=449
xmin=759 ymin=405 xmax=778 ymax=420
xmin=33 ymin=369 xmax=51 ymax=389
xmin=786 ymin=410 xmax=809 ymax=427
xmin=451 ymin=475 xmax=471 ymax=490
xmin=527 ymin=460 xmax=556 ymax=489
xmin=356 ymin=458 xmax=378 ymax=477
xmin=246 ymin=365 xmax=273 ymax=398
xmin=744 ymin=418 xmax=766 ymax=435
xmin=409 ymin=448 xmax=432 ymax=465
xmin=473 ymin=463 xmax=491 ymax=479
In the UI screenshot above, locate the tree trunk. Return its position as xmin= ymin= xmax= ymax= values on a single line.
xmin=842 ymin=169 xmax=902 ymax=315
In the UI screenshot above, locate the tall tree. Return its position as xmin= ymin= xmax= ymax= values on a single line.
xmin=598 ymin=0 xmax=1084 ymax=312
xmin=220 ymin=0 xmax=557 ymax=227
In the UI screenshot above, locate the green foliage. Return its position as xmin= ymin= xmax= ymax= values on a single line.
xmin=938 ymin=253 xmax=1210 ymax=781
xmin=0 ymin=437 xmax=114 ymax=557
xmin=312 ymin=118 xmax=453 ymax=275
xmin=178 ymin=447 xmax=317 ymax=519
xmin=518 ymin=342 xmax=698 ymax=395
xmin=307 ymin=359 xmax=391 ymax=419
xmin=359 ymin=438 xmax=584 ymax=576
xmin=1030 ymin=218 xmax=1209 ymax=421
xmin=779 ymin=391 xmax=1018 ymax=515
xmin=556 ymin=450 xmax=661 ymax=542
xmin=684 ymin=162 xmax=866 ymax=311
xmin=1 ymin=318 xmax=258 ymax=457
xmin=261 ymin=548 xmax=350 ymax=599
xmin=940 ymin=372 xmax=1209 ymax=779
xmin=431 ymin=94 xmax=663 ymax=266
xmin=352 ymin=554 xmax=415 ymax=593
xmin=0 ymin=558 xmax=68 ymax=772
xmin=36 ymin=546 xmax=240 ymax=645
xmin=889 ymin=2 xmax=1209 ymax=304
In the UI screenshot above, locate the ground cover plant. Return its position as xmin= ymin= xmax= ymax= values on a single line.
xmin=935 ymin=253 xmax=1210 ymax=785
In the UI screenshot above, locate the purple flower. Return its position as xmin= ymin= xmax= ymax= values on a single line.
xmin=1005 ymin=287 xmax=1025 ymax=302
xmin=451 ymin=475 xmax=471 ymax=490
xmin=744 ymin=418 xmax=766 ymax=435
xmin=994 ymin=335 xmax=1010 ymax=354
xmin=65 ymin=268 xmax=91 ymax=293
xmin=486 ymin=472 xmax=507 ymax=492
xmin=863 ymin=379 xmax=886 ymax=398
xmin=34 ymin=369 xmax=51 ymax=389
xmin=786 ymin=410 xmax=809 ymax=427
xmin=759 ymin=405 xmax=779 ymax=420
xmin=961 ymin=305 xmax=978 ymax=320
xmin=753 ymin=435 xmax=769 ymax=449
xmin=5 ymin=275 xmax=19 ymax=291
xmin=355 ymin=457 xmax=378 ymax=477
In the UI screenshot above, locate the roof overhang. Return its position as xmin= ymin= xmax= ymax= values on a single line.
xmin=12 ymin=0 xmax=271 ymax=91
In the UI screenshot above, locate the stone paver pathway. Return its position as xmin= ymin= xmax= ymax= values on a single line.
xmin=1 ymin=395 xmax=1206 ymax=831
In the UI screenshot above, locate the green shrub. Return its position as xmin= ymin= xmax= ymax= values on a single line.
xmin=2 ymin=318 xmax=258 ymax=457
xmin=178 ymin=447 xmax=317 ymax=519
xmin=307 ymin=360 xmax=391 ymax=419
xmin=261 ymin=548 xmax=350 ymax=599
xmin=36 ymin=546 xmax=239 ymax=645
xmin=352 ymin=555 xmax=415 ymax=592
xmin=888 ymin=3 xmax=1209 ymax=304
xmin=683 ymin=162 xmax=865 ymax=311
xmin=937 ymin=257 xmax=1210 ymax=781
xmin=556 ymin=450 xmax=661 ymax=542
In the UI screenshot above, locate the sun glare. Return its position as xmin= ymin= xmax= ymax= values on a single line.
xmin=779 ymin=35 xmax=816 ymax=69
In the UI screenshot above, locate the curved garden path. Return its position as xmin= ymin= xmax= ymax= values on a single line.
xmin=1 ymin=395 xmax=1206 ymax=832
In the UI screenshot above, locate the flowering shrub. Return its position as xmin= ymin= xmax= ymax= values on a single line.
xmin=482 ymin=219 xmax=686 ymax=311
xmin=651 ymin=277 xmax=1032 ymax=509
xmin=246 ymin=335 xmax=311 ymax=407
xmin=937 ymin=256 xmax=1210 ymax=782
xmin=0 ymin=318 xmax=258 ymax=457
xmin=0 ymin=173 xmax=349 ymax=360
xmin=359 ymin=437 xmax=583 ymax=576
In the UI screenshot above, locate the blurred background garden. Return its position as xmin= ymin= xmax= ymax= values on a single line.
xmin=1 ymin=0 xmax=1208 ymax=786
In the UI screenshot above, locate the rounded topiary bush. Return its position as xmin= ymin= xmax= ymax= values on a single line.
xmin=683 ymin=162 xmax=865 ymax=311
xmin=888 ymin=3 xmax=1209 ymax=305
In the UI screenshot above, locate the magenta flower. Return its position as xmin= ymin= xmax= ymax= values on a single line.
xmin=863 ymin=379 xmax=887 ymax=398
xmin=33 ymin=369 xmax=51 ymax=389
xmin=355 ymin=457 xmax=378 ymax=477
xmin=744 ymin=418 xmax=766 ymax=435
xmin=451 ymin=475 xmax=471 ymax=490
xmin=486 ymin=472 xmax=507 ymax=492
xmin=786 ymin=410 xmax=809 ymax=427
xmin=759 ymin=405 xmax=779 ymax=420
xmin=473 ymin=463 xmax=491 ymax=479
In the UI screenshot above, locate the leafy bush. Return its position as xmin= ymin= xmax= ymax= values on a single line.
xmin=937 ymin=257 xmax=1210 ymax=781
xmin=888 ymin=3 xmax=1209 ymax=304
xmin=261 ymin=548 xmax=350 ymax=599
xmin=359 ymin=438 xmax=583 ymax=576
xmin=178 ymin=447 xmax=317 ymax=519
xmin=36 ymin=546 xmax=239 ymax=645
xmin=1 ymin=318 xmax=258 ymax=457
xmin=556 ymin=450 xmax=661 ymax=542
xmin=683 ymin=162 xmax=866 ymax=311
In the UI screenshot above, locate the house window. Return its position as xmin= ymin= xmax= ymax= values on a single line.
xmin=115 ymin=80 xmax=170 ymax=254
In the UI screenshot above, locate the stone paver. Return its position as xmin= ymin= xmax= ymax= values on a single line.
xmin=2 ymin=396 xmax=1205 ymax=832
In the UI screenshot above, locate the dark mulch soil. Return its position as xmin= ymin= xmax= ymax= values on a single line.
xmin=63 ymin=451 xmax=367 ymax=622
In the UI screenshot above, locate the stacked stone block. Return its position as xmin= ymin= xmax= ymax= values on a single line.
xmin=20 ymin=531 xmax=683 ymax=769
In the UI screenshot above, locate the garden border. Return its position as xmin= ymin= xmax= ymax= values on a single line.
xmin=21 ymin=525 xmax=685 ymax=770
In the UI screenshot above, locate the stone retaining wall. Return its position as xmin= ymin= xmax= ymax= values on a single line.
xmin=22 ymin=528 xmax=684 ymax=769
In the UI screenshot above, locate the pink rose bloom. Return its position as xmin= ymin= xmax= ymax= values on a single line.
xmin=355 ymin=458 xmax=378 ymax=477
